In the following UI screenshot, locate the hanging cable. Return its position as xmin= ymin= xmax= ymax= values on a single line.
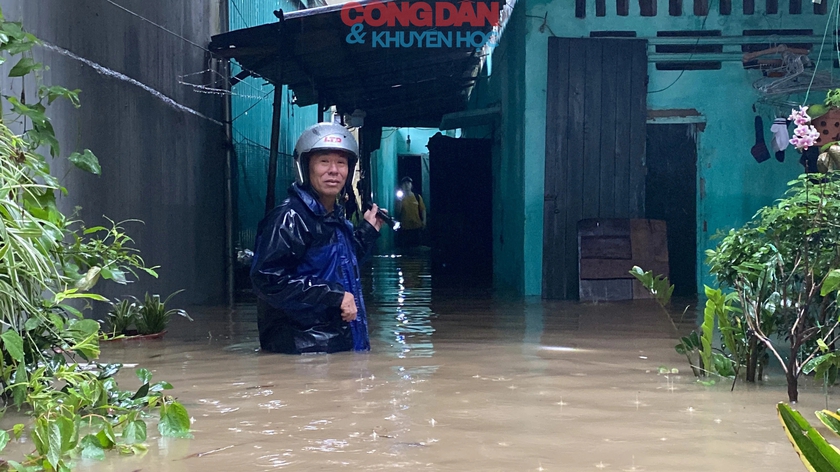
xmin=649 ymin=6 xmax=713 ymax=94
xmin=804 ymin=0 xmax=839 ymax=103
xmin=230 ymin=0 xmax=249 ymax=28
xmin=102 ymin=0 xmax=276 ymax=88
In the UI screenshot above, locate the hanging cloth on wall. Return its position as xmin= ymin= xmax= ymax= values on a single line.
xmin=770 ymin=117 xmax=790 ymax=162
xmin=751 ymin=116 xmax=771 ymax=163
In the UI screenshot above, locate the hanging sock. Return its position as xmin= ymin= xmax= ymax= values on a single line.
xmin=751 ymin=116 xmax=771 ymax=163
xmin=770 ymin=117 xmax=789 ymax=162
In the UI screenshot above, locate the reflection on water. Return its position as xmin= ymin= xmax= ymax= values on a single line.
xmin=14 ymin=252 xmax=829 ymax=470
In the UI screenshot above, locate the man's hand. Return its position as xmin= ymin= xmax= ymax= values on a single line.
xmin=363 ymin=203 xmax=384 ymax=232
xmin=340 ymin=292 xmax=358 ymax=322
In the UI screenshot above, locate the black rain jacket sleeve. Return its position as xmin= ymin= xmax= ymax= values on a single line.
xmin=250 ymin=206 xmax=346 ymax=311
xmin=354 ymin=220 xmax=380 ymax=265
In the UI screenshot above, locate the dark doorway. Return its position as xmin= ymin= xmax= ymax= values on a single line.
xmin=543 ymin=37 xmax=648 ymax=299
xmin=397 ymin=154 xmax=423 ymax=195
xmin=645 ymin=124 xmax=697 ymax=297
xmin=426 ymin=134 xmax=493 ymax=288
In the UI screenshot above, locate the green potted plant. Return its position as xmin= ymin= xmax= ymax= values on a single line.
xmin=102 ymin=290 xmax=192 ymax=340
xmin=135 ymin=289 xmax=193 ymax=337
xmin=798 ymin=89 xmax=840 ymax=171
xmin=103 ymin=298 xmax=141 ymax=338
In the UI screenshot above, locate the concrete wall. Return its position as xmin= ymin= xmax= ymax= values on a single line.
xmin=472 ymin=0 xmax=828 ymax=296
xmin=0 ymin=0 xmax=228 ymax=306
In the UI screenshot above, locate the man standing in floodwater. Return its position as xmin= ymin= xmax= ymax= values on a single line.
xmin=250 ymin=122 xmax=386 ymax=354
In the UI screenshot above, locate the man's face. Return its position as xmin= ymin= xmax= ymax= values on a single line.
xmin=309 ymin=151 xmax=349 ymax=200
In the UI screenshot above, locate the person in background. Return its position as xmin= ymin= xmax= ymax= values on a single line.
xmin=395 ymin=176 xmax=426 ymax=248
xmin=250 ymin=122 xmax=386 ymax=354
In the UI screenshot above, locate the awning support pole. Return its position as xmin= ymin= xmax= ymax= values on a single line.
xmin=265 ymin=85 xmax=283 ymax=215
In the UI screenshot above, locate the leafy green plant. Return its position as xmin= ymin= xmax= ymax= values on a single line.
xmin=0 ymin=9 xmax=191 ymax=470
xmin=631 ymin=267 xmax=744 ymax=384
xmin=706 ymin=174 xmax=840 ymax=402
xmin=104 ymin=299 xmax=140 ymax=337
xmin=824 ymin=89 xmax=840 ymax=109
xmin=134 ymin=290 xmax=192 ymax=336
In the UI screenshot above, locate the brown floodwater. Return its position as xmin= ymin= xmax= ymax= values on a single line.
xmin=14 ymin=252 xmax=836 ymax=471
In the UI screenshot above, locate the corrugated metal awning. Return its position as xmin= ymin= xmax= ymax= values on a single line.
xmin=209 ymin=0 xmax=508 ymax=127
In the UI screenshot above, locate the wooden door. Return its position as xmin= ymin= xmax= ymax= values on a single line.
xmin=543 ymin=37 xmax=648 ymax=299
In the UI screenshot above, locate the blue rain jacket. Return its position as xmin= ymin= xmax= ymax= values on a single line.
xmin=250 ymin=184 xmax=380 ymax=354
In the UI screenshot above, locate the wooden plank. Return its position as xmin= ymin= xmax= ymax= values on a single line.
xmin=565 ymin=38 xmax=588 ymax=299
xmin=580 ymin=279 xmax=633 ymax=301
xmin=669 ymin=0 xmax=683 ymax=15
xmin=580 ymin=259 xmax=669 ymax=279
xmin=582 ymin=40 xmax=602 ymax=221
xmin=578 ymin=218 xmax=630 ymax=237
xmin=628 ymin=40 xmax=647 ymax=218
xmin=543 ymin=39 xmax=561 ymax=299
xmin=613 ymin=41 xmax=632 ymax=218
xmin=599 ymin=41 xmax=618 ymax=218
xmin=652 ymin=224 xmax=669 ymax=262
xmin=744 ymin=0 xmax=755 ymax=14
xmin=633 ymin=279 xmax=654 ymax=299
xmin=630 ymin=219 xmax=653 ymax=260
xmin=543 ymin=38 xmax=572 ymax=299
xmin=580 ymin=236 xmax=632 ymax=259
xmin=617 ymin=0 xmax=630 ymax=15
xmin=596 ymin=0 xmax=607 ymax=15
xmin=766 ymin=0 xmax=778 ymax=14
xmin=720 ymin=0 xmax=731 ymax=14
xmin=789 ymin=0 xmax=801 ymax=14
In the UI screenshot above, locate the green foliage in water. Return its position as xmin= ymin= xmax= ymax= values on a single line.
xmin=706 ymin=174 xmax=840 ymax=402
xmin=104 ymin=299 xmax=141 ymax=337
xmin=630 ymin=267 xmax=742 ymax=381
xmin=0 ymin=9 xmax=191 ymax=470
xmin=134 ymin=290 xmax=191 ymax=336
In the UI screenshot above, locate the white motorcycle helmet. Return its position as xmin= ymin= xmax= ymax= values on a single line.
xmin=293 ymin=122 xmax=359 ymax=187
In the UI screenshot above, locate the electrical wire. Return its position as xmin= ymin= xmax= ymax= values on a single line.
xmin=230 ymin=0 xmax=249 ymax=28
xmin=230 ymin=88 xmax=275 ymax=123
xmin=648 ymin=4 xmax=713 ymax=94
xmin=804 ymin=0 xmax=839 ymax=103
xmin=102 ymin=0 xmax=276 ymax=87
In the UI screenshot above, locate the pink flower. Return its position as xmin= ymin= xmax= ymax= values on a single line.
xmin=789 ymin=106 xmax=812 ymax=126
xmin=790 ymin=118 xmax=820 ymax=150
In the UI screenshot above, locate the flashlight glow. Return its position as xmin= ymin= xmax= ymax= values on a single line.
xmin=396 ymin=189 xmax=404 ymax=199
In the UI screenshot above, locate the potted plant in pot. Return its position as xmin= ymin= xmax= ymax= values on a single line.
xmin=796 ymin=89 xmax=840 ymax=171
xmin=102 ymin=289 xmax=192 ymax=341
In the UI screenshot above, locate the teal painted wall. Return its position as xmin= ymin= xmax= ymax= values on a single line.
xmin=229 ymin=0 xmax=318 ymax=250
xmin=473 ymin=0 xmax=829 ymax=296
